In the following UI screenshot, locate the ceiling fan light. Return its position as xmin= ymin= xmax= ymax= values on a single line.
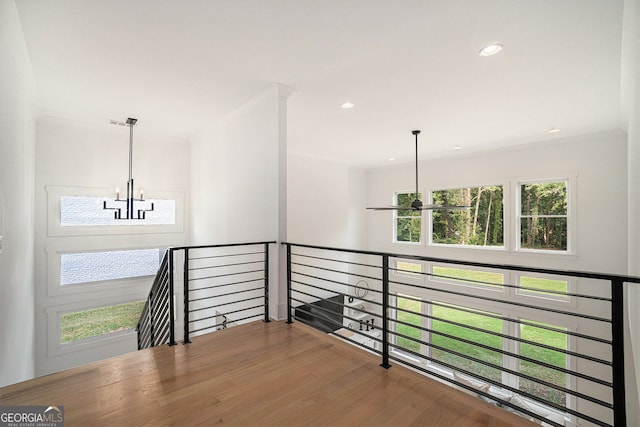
xmin=479 ymin=43 xmax=503 ymax=57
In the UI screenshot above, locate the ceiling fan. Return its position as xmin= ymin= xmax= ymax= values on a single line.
xmin=367 ymin=130 xmax=470 ymax=211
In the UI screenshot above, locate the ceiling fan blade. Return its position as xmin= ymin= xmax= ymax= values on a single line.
xmin=419 ymin=205 xmax=471 ymax=211
xmin=366 ymin=206 xmax=416 ymax=211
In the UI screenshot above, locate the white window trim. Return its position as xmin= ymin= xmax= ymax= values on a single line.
xmin=47 ymin=185 xmax=185 ymax=237
xmin=46 ymin=243 xmax=169 ymax=297
xmin=514 ymin=177 xmax=576 ymax=256
xmin=393 ymin=190 xmax=424 ymax=245
xmin=45 ymin=293 xmax=146 ymax=358
xmin=427 ymin=183 xmax=507 ymax=251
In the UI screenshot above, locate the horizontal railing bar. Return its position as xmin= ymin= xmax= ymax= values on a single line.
xmin=290 ymin=290 xmax=382 ymax=327
xmin=284 ymin=242 xmax=640 ymax=284
xmin=189 ymin=278 xmax=263 ymax=292
xmin=396 ymin=267 xmax=611 ymax=302
xmin=188 ymin=260 xmax=263 ymax=272
xmin=189 ymin=250 xmax=264 ymax=261
xmin=291 ymin=270 xmax=383 ymax=295
xmin=189 ymin=313 xmax=265 ymax=334
xmin=397 ymin=293 xmax=612 ymax=349
xmin=175 ymin=241 xmax=276 ymax=251
xmin=189 ymin=304 xmax=265 ymax=324
xmin=389 ymin=329 xmax=611 ymax=408
xmin=390 ymin=278 xmax=611 ymax=323
xmin=386 ymin=352 xmax=610 ymax=427
xmin=189 ymin=287 xmax=264 ymax=303
xmin=291 ymin=302 xmax=383 ymax=345
xmin=291 ymin=252 xmax=382 ymax=271
xmin=393 ymin=299 xmax=611 ymax=366
xmin=292 ymin=263 xmax=383 ymax=287
xmin=391 ymin=315 xmax=611 ymax=386
xmin=290 ymin=279 xmax=383 ymax=308
xmin=189 ymin=269 xmax=264 ymax=282
xmin=190 ymin=296 xmax=264 ymax=313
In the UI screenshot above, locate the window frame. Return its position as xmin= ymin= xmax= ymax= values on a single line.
xmin=47 ymin=185 xmax=185 ymax=237
xmin=393 ymin=190 xmax=423 ymax=245
xmin=45 ymin=293 xmax=147 ymax=357
xmin=428 ymin=183 xmax=506 ymax=251
xmin=515 ymin=178 xmax=574 ymax=255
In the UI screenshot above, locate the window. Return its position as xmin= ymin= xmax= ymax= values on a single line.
xmin=518 ymin=275 xmax=568 ymax=300
xmin=60 ymin=248 xmax=161 ymax=285
xmin=393 ymin=294 xmax=424 ymax=354
xmin=61 ymin=195 xmax=176 ymax=226
xmin=394 ymin=260 xmax=423 ymax=278
xmin=431 ymin=265 xmax=504 ymax=289
xmin=431 ymin=186 xmax=503 ymax=247
xmin=519 ymin=320 xmax=568 ymax=405
xmin=431 ymin=303 xmax=504 ymax=382
xmin=518 ymin=181 xmax=568 ymax=251
xmin=394 ymin=192 xmax=422 ymax=243
xmin=61 ymin=300 xmax=145 ymax=344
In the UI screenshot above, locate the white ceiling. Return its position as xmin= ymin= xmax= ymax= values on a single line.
xmin=15 ymin=0 xmax=625 ymax=167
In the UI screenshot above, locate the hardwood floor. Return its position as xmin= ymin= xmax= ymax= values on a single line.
xmin=0 ymin=321 xmax=536 ymax=426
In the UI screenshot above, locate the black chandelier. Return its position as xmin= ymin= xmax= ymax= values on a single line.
xmin=103 ymin=118 xmax=154 ymax=220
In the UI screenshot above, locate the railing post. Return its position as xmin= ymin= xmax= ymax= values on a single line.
xmin=286 ymin=243 xmax=293 ymax=324
xmin=380 ymin=254 xmax=391 ymax=369
xmin=183 ymin=248 xmax=191 ymax=344
xmin=264 ymin=242 xmax=270 ymax=322
xmin=168 ymin=248 xmax=176 ymax=346
xmin=611 ymin=279 xmax=626 ymax=426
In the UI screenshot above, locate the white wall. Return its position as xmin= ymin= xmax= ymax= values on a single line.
xmin=287 ymin=154 xmax=367 ymax=249
xmin=622 ymin=0 xmax=640 ymax=421
xmin=190 ymin=84 xmax=291 ymax=319
xmin=367 ymin=131 xmax=628 ymax=274
xmin=33 ymin=116 xmax=190 ymax=376
xmin=0 ymin=0 xmax=37 ymax=387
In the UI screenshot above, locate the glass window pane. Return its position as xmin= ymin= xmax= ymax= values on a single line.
xmin=61 ymin=195 xmax=176 ymax=226
xmin=520 ymin=182 xmax=567 ymax=216
xmin=431 ymin=304 xmax=503 ymax=382
xmin=61 ymin=249 xmax=160 ymax=285
xmin=395 ymin=295 xmax=422 ymax=353
xmin=61 ymin=300 xmax=145 ymax=343
xmin=396 ymin=217 xmax=421 ymax=242
xmin=520 ymin=217 xmax=567 ymax=250
xmin=397 ymin=193 xmax=422 ymax=217
xmin=520 ymin=321 xmax=568 ymax=405
xmin=519 ymin=276 xmax=568 ymax=296
xmin=432 ymin=186 xmax=503 ymax=246
xmin=432 ymin=266 xmax=503 ymax=288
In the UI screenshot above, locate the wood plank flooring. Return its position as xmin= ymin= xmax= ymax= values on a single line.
xmin=0 ymin=321 xmax=536 ymax=426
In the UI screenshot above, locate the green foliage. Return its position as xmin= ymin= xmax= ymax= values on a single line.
xmin=394 ymin=297 xmax=568 ymax=405
xmin=432 ymin=186 xmax=504 ymax=246
xmin=396 ymin=192 xmax=422 ymax=242
xmin=61 ymin=300 xmax=145 ymax=343
xmin=520 ymin=182 xmax=567 ymax=250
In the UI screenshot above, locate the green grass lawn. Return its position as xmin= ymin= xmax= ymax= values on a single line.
xmin=61 ymin=300 xmax=145 ymax=343
xmin=395 ymin=296 xmax=567 ymax=405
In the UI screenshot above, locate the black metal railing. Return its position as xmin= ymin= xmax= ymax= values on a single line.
xmin=284 ymin=242 xmax=640 ymax=427
xmin=136 ymin=249 xmax=175 ymax=349
xmin=136 ymin=241 xmax=275 ymax=349
xmin=180 ymin=241 xmax=275 ymax=344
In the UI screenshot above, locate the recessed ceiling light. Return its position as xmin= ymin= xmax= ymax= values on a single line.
xmin=341 ymin=102 xmax=354 ymax=109
xmin=388 ymin=157 xmax=395 ymax=161
xmin=453 ymin=145 xmax=462 ymax=151
xmin=548 ymin=127 xmax=561 ymax=134
xmin=479 ymin=43 xmax=503 ymax=57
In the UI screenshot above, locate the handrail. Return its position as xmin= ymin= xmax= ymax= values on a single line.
xmin=283 ymin=242 xmax=639 ymax=427
xmin=136 ymin=241 xmax=276 ymax=350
